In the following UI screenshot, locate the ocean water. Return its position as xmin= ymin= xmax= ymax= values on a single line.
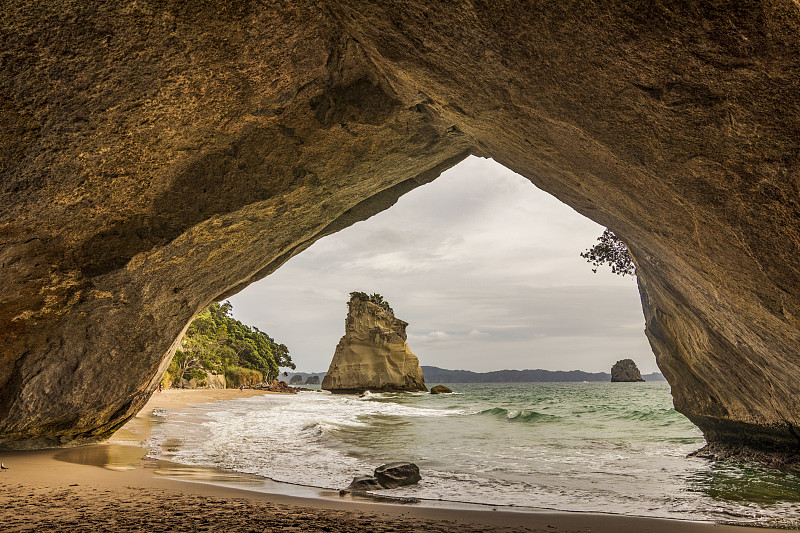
xmin=147 ymin=382 xmax=800 ymax=526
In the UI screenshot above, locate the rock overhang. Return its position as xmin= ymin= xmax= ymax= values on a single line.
xmin=1 ymin=1 xmax=799 ymax=460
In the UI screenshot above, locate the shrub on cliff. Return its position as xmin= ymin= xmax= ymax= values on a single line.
xmin=581 ymin=229 xmax=636 ymax=277
xmin=225 ymin=366 xmax=264 ymax=388
xmin=350 ymin=291 xmax=394 ymax=315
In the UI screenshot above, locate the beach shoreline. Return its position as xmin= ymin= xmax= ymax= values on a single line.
xmin=0 ymin=389 xmax=786 ymax=532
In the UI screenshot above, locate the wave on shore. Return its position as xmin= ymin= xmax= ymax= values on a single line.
xmin=146 ymin=382 xmax=800 ymax=527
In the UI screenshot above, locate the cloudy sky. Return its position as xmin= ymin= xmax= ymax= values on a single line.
xmin=229 ymin=156 xmax=656 ymax=374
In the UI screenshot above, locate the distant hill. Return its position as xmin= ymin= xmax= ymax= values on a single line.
xmin=284 ymin=368 xmax=667 ymax=384
xmin=421 ymin=366 xmax=666 ymax=383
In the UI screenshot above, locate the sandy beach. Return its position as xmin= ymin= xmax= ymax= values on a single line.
xmin=0 ymin=389 xmax=787 ymax=532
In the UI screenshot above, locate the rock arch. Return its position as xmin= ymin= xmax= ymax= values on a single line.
xmin=2 ymin=1 xmax=800 ymax=456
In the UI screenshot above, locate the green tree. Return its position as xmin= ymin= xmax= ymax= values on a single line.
xmin=350 ymin=291 xmax=369 ymax=302
xmin=164 ymin=302 xmax=294 ymax=387
xmin=349 ymin=291 xmax=394 ymax=314
xmin=581 ymin=229 xmax=636 ymax=277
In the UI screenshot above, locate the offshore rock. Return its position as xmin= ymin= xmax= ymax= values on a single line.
xmin=304 ymin=376 xmax=320 ymax=385
xmin=322 ymin=297 xmax=427 ymax=394
xmin=430 ymin=385 xmax=453 ymax=394
xmin=611 ymin=360 xmax=646 ymax=382
xmin=2 ymin=2 xmax=800 ymax=460
xmin=289 ymin=375 xmax=304 ymax=385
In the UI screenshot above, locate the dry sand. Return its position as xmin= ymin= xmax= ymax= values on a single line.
xmin=0 ymin=389 xmax=785 ymax=532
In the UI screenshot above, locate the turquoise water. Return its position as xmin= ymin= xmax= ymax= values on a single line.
xmin=150 ymin=382 xmax=800 ymax=526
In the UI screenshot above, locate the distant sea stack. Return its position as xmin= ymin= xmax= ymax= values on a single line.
xmin=322 ymin=293 xmax=427 ymax=393
xmin=611 ymin=359 xmax=645 ymax=382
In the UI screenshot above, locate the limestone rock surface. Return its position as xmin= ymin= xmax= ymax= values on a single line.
xmin=2 ymin=1 xmax=800 ymax=459
xmin=322 ymin=298 xmax=426 ymax=393
xmin=611 ymin=360 xmax=645 ymax=382
xmin=178 ymin=372 xmax=226 ymax=390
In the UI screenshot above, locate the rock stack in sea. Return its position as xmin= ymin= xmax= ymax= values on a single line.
xmin=322 ymin=295 xmax=427 ymax=393
xmin=611 ymin=359 xmax=645 ymax=382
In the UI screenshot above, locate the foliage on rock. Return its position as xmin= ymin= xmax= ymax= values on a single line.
xmin=224 ymin=366 xmax=264 ymax=388
xmin=349 ymin=291 xmax=394 ymax=314
xmin=163 ymin=302 xmax=293 ymax=388
xmin=581 ymin=229 xmax=636 ymax=277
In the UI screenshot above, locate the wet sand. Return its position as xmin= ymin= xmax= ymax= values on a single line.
xmin=0 ymin=389 xmax=786 ymax=532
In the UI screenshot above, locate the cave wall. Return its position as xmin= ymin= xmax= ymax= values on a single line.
xmin=2 ymin=0 xmax=800 ymax=453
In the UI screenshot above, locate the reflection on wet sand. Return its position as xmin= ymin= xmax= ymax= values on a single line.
xmin=55 ymin=443 xmax=338 ymax=498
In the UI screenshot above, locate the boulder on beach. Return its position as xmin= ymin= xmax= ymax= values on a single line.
xmin=430 ymin=385 xmax=452 ymax=394
xmin=346 ymin=476 xmax=382 ymax=492
xmin=374 ymin=462 xmax=421 ymax=489
xmin=611 ymin=359 xmax=645 ymax=382
xmin=322 ymin=294 xmax=427 ymax=393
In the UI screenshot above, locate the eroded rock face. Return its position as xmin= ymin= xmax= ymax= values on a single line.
xmin=322 ymin=298 xmax=426 ymax=393
xmin=1 ymin=1 xmax=800 ymax=456
xmin=611 ymin=360 xmax=645 ymax=383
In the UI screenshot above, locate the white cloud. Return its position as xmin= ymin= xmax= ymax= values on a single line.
xmin=409 ymin=330 xmax=453 ymax=344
